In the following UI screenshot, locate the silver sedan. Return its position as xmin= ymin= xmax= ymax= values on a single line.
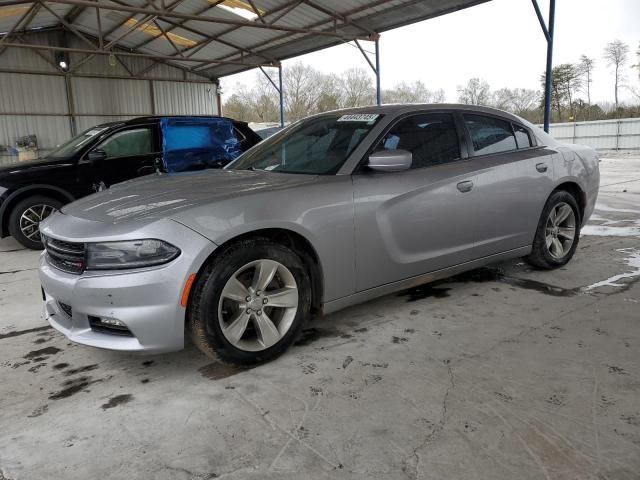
xmin=39 ymin=104 xmax=600 ymax=364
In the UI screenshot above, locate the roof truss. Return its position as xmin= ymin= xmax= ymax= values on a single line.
xmin=0 ymin=0 xmax=491 ymax=80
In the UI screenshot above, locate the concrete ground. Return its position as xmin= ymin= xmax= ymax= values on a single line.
xmin=1 ymin=155 xmax=639 ymax=480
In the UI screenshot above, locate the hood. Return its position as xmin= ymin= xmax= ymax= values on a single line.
xmin=61 ymin=169 xmax=319 ymax=224
xmin=0 ymin=157 xmax=74 ymax=177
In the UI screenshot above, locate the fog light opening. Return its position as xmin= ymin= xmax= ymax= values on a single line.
xmin=100 ymin=317 xmax=127 ymax=328
xmin=88 ymin=315 xmax=133 ymax=337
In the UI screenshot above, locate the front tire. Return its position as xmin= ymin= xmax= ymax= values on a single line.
xmin=526 ymin=190 xmax=580 ymax=270
xmin=188 ymin=238 xmax=311 ymax=365
xmin=8 ymin=195 xmax=62 ymax=250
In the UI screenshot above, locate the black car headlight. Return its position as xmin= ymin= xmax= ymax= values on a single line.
xmin=86 ymin=239 xmax=180 ymax=270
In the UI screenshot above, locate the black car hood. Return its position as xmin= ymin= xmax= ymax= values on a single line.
xmin=0 ymin=157 xmax=74 ymax=177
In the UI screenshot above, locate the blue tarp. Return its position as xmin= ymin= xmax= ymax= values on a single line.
xmin=160 ymin=117 xmax=243 ymax=173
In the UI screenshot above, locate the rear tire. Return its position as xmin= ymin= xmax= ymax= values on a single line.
xmin=188 ymin=238 xmax=311 ymax=365
xmin=526 ymin=190 xmax=580 ymax=270
xmin=8 ymin=195 xmax=62 ymax=250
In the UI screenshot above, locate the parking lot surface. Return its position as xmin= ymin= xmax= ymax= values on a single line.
xmin=1 ymin=155 xmax=639 ymax=480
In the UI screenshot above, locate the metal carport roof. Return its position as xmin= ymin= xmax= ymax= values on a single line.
xmin=0 ymin=0 xmax=557 ymax=130
xmin=0 ymin=0 xmax=490 ymax=78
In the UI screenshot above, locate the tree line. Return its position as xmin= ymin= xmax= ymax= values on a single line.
xmin=223 ymin=39 xmax=640 ymax=125
xmin=222 ymin=63 xmax=445 ymax=123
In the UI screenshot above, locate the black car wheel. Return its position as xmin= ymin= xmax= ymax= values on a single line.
xmin=188 ymin=237 xmax=311 ymax=365
xmin=526 ymin=190 xmax=581 ymax=270
xmin=8 ymin=195 xmax=63 ymax=250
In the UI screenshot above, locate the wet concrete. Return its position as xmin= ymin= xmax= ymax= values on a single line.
xmin=0 ymin=155 xmax=639 ymax=479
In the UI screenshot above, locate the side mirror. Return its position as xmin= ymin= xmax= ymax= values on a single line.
xmin=87 ymin=149 xmax=107 ymax=162
xmin=367 ymin=149 xmax=412 ymax=172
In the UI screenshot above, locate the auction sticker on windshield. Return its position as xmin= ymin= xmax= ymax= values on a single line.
xmin=337 ymin=114 xmax=379 ymax=123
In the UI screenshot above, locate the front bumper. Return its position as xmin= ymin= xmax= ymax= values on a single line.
xmin=39 ymin=218 xmax=216 ymax=353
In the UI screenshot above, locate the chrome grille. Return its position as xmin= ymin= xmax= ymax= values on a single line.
xmin=42 ymin=235 xmax=86 ymax=274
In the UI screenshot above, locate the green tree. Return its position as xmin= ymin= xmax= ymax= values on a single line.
xmin=540 ymin=65 xmax=581 ymax=122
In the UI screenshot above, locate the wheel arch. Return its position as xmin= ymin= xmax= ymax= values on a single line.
xmin=0 ymin=185 xmax=75 ymax=238
xmin=551 ymin=181 xmax=586 ymax=222
xmin=189 ymin=227 xmax=325 ymax=315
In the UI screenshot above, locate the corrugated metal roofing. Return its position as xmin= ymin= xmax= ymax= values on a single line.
xmin=1 ymin=0 xmax=491 ymax=79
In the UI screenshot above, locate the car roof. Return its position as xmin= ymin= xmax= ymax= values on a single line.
xmin=123 ymin=115 xmax=244 ymax=125
xmin=316 ymin=103 xmax=527 ymax=123
xmin=92 ymin=115 xmax=248 ymax=130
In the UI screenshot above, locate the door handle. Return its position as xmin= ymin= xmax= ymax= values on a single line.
xmin=536 ymin=162 xmax=548 ymax=173
xmin=456 ymin=180 xmax=474 ymax=193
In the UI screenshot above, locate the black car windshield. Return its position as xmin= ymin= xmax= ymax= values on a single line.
xmin=47 ymin=126 xmax=110 ymax=159
xmin=228 ymin=113 xmax=382 ymax=174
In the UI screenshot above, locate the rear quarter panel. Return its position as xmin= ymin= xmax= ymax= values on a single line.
xmin=553 ymin=144 xmax=600 ymax=225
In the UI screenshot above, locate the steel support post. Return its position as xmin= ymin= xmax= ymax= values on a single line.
xmin=278 ymin=63 xmax=284 ymax=128
xmin=533 ymin=0 xmax=556 ymax=133
xmin=375 ymin=37 xmax=381 ymax=106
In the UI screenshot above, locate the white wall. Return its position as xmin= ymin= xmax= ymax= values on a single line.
xmin=547 ymin=118 xmax=640 ymax=150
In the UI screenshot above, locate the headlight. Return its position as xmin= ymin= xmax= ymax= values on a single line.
xmin=86 ymin=239 xmax=180 ymax=270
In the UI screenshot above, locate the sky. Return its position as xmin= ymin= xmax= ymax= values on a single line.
xmin=219 ymin=0 xmax=640 ymax=106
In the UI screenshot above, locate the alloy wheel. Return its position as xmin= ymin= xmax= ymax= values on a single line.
xmin=218 ymin=259 xmax=299 ymax=352
xmin=19 ymin=204 xmax=56 ymax=242
xmin=545 ymin=202 xmax=576 ymax=259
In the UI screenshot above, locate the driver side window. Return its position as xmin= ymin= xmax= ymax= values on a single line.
xmin=376 ymin=113 xmax=460 ymax=169
xmin=97 ymin=128 xmax=153 ymax=159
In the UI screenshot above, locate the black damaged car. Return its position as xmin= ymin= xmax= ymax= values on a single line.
xmin=0 ymin=116 xmax=261 ymax=249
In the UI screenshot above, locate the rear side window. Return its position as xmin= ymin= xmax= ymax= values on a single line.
xmin=464 ymin=114 xmax=517 ymax=155
xmin=98 ymin=128 xmax=154 ymax=159
xmin=513 ymin=124 xmax=532 ymax=149
xmin=375 ymin=113 xmax=460 ymax=169
xmin=161 ymin=117 xmax=244 ymax=172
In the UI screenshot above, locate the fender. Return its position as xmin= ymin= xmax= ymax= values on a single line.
xmin=0 ymin=184 xmax=75 ymax=237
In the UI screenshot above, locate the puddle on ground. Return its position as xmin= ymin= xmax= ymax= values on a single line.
xmin=497 ymin=275 xmax=577 ymax=297
xmin=397 ymin=285 xmax=451 ymax=301
xmin=64 ymin=364 xmax=98 ymax=376
xmin=101 ymin=394 xmax=133 ymax=410
xmin=0 ymin=326 xmax=51 ymax=340
xmin=49 ymin=376 xmax=95 ymax=400
xmin=198 ymin=363 xmax=250 ymax=380
xmin=293 ymin=327 xmax=345 ymax=346
xmin=397 ymin=267 xmax=577 ymax=301
xmin=24 ymin=346 xmax=62 ymax=359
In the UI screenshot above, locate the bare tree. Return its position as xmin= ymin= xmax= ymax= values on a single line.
xmin=339 ymin=68 xmax=375 ymax=108
xmin=603 ymin=39 xmax=630 ymax=112
xmin=492 ymin=88 xmax=540 ymax=115
xmin=383 ymin=81 xmax=446 ymax=104
xmin=457 ymin=78 xmax=490 ymax=105
xmin=315 ymin=73 xmax=342 ymax=113
xmin=635 ymin=41 xmax=640 ymax=80
xmin=251 ymin=73 xmax=279 ymax=122
xmin=222 ymin=84 xmax=254 ymax=122
xmin=284 ymin=62 xmax=327 ymax=121
xmin=578 ymin=54 xmax=595 ymax=109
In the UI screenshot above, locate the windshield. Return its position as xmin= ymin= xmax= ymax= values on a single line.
xmin=228 ymin=113 xmax=382 ymax=174
xmin=47 ymin=126 xmax=110 ymax=159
